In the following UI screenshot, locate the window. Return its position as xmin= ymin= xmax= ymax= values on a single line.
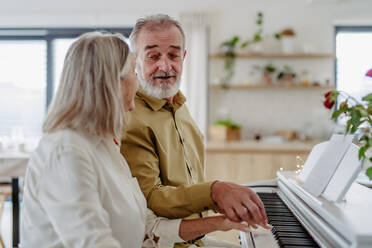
xmin=0 ymin=40 xmax=46 ymax=138
xmin=335 ymin=26 xmax=372 ymax=102
xmin=0 ymin=28 xmax=131 ymax=148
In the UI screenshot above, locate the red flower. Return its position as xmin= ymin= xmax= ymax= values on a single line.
xmin=366 ymin=68 xmax=372 ymax=78
xmin=323 ymin=90 xmax=335 ymax=109
xmin=323 ymin=98 xmax=335 ymax=109
xmin=324 ymin=91 xmax=332 ymax=98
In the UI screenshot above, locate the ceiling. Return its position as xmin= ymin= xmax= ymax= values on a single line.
xmin=1 ymin=0 xmax=368 ymax=14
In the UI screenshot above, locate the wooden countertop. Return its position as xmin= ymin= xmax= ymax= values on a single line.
xmin=206 ymin=140 xmax=320 ymax=154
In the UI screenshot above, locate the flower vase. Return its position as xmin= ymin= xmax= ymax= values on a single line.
xmin=356 ymin=149 xmax=372 ymax=187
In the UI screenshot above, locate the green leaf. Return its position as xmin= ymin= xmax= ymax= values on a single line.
xmin=351 ymin=125 xmax=359 ymax=133
xmin=359 ymin=146 xmax=367 ymax=160
xmin=214 ymin=119 xmax=241 ymax=129
xmin=366 ymin=167 xmax=372 ymax=181
xmin=370 ymin=157 xmax=372 ymax=162
xmin=362 ymin=93 xmax=372 ymax=102
xmin=339 ymin=101 xmax=348 ymax=111
xmin=274 ymin=33 xmax=281 ymax=40
xmin=350 ymin=109 xmax=361 ymax=133
xmin=231 ymin=36 xmax=240 ymax=45
xmin=331 ymin=110 xmax=343 ymax=119
xmin=359 ymin=135 xmax=369 ymax=143
xmin=355 ymin=105 xmax=369 ymax=117
xmin=346 ymin=119 xmax=352 ymax=133
xmin=253 ymin=33 xmax=262 ymax=42
xmin=368 ymin=105 xmax=372 ymax=114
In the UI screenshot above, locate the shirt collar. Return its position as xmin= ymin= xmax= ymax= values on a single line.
xmin=137 ymin=88 xmax=186 ymax=112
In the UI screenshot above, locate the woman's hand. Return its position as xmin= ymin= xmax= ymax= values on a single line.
xmin=216 ymin=215 xmax=251 ymax=232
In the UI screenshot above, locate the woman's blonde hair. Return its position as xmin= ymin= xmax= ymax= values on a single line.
xmin=43 ymin=31 xmax=130 ymax=138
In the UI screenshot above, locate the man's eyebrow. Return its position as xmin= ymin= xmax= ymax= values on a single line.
xmin=144 ymin=45 xmax=181 ymax=51
xmin=170 ymin=45 xmax=181 ymax=50
xmin=145 ymin=45 xmax=158 ymax=50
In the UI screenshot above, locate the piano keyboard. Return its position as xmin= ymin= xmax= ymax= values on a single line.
xmin=256 ymin=192 xmax=319 ymax=248
xmin=241 ymin=192 xmax=319 ymax=248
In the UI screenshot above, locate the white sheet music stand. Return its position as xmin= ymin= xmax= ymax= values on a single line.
xmin=298 ymin=134 xmax=361 ymax=202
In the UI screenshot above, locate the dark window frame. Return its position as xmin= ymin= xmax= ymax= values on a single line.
xmin=0 ymin=27 xmax=132 ymax=109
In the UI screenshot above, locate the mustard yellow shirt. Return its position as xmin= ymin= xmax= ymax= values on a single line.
xmin=121 ymin=90 xmax=216 ymax=222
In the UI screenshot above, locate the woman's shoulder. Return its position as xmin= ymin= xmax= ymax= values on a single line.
xmin=37 ymin=129 xmax=99 ymax=156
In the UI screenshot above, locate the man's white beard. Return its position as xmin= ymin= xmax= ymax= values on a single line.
xmin=137 ymin=67 xmax=180 ymax=99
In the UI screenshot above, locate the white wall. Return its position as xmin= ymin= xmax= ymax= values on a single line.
xmin=205 ymin=0 xmax=372 ymax=140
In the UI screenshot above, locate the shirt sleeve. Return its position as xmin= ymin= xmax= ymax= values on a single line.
xmin=143 ymin=208 xmax=184 ymax=248
xmin=38 ymin=144 xmax=121 ymax=248
xmin=121 ymin=124 xmax=216 ymax=219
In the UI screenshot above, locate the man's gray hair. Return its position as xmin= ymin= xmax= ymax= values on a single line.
xmin=129 ymin=14 xmax=185 ymax=54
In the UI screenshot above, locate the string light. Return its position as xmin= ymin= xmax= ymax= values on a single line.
xmin=295 ymin=155 xmax=305 ymax=174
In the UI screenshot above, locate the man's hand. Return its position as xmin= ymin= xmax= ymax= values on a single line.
xmin=210 ymin=181 xmax=271 ymax=229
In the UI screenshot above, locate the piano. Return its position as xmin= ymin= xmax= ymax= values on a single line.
xmin=240 ymin=136 xmax=372 ymax=248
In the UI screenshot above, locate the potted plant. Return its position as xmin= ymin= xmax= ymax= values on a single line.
xmin=252 ymin=64 xmax=276 ymax=85
xmin=277 ymin=65 xmax=296 ymax=85
xmin=323 ymin=68 xmax=372 ymax=180
xmin=241 ymin=12 xmax=264 ymax=53
xmin=209 ymin=119 xmax=241 ymax=141
xmin=220 ymin=35 xmax=240 ymax=88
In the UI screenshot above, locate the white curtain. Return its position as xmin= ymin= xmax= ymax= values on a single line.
xmin=180 ymin=13 xmax=209 ymax=136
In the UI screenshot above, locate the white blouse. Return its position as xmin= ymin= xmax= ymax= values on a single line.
xmin=21 ymin=130 xmax=183 ymax=248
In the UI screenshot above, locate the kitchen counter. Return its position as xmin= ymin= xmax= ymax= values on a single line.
xmin=206 ymin=140 xmax=320 ymax=154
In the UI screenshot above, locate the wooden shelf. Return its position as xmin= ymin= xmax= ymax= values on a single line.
xmin=209 ymin=84 xmax=335 ymax=89
xmin=209 ymin=53 xmax=334 ymax=59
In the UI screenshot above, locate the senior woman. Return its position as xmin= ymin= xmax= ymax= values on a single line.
xmin=21 ymin=31 xmax=250 ymax=248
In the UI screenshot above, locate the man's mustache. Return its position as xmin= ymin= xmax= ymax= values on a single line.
xmin=151 ymin=71 xmax=177 ymax=79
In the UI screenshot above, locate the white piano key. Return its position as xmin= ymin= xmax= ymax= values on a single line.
xmin=240 ymin=227 xmax=279 ymax=248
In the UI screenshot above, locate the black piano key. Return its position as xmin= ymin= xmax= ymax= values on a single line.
xmin=273 ymin=231 xmax=311 ymax=239
xmin=269 ymin=221 xmax=302 ymax=227
xmin=264 ymin=204 xmax=288 ymax=209
xmin=263 ymin=202 xmax=288 ymax=207
xmin=279 ymin=237 xmax=317 ymax=246
xmin=265 ymin=207 xmax=292 ymax=212
xmin=268 ymin=216 xmax=298 ymax=222
xmin=272 ymin=225 xmax=307 ymax=233
xmin=282 ymin=245 xmax=318 ymax=248
xmin=266 ymin=212 xmax=295 ymax=217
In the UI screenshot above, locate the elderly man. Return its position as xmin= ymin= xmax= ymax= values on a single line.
xmin=121 ymin=14 xmax=269 ymax=247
